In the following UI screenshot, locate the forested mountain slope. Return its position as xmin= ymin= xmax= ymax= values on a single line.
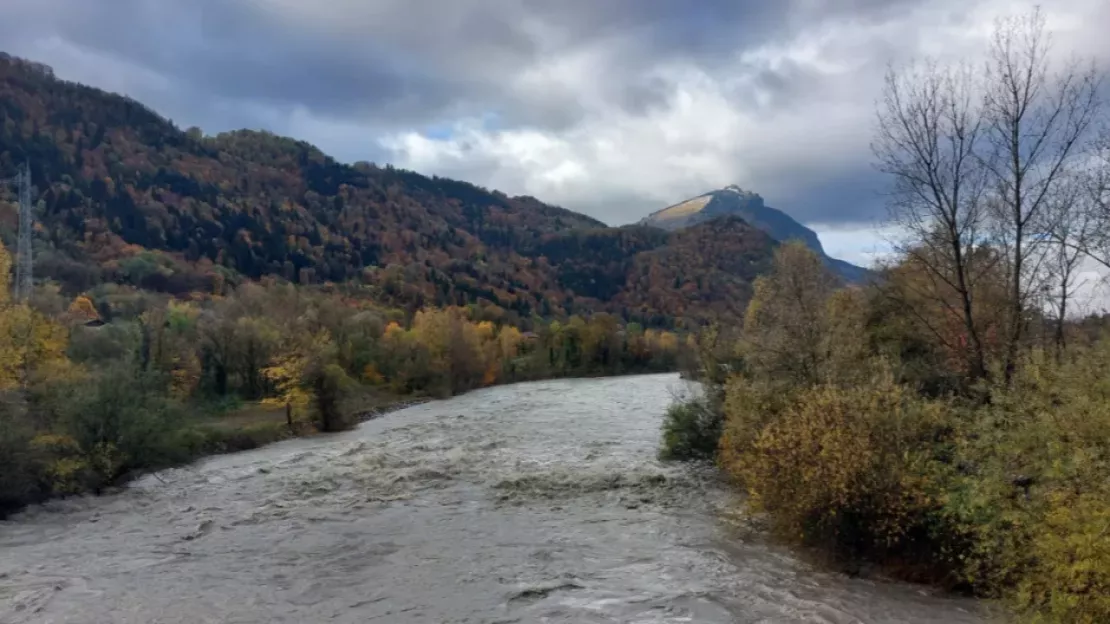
xmin=0 ymin=53 xmax=776 ymax=326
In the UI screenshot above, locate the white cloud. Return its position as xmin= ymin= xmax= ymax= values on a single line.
xmin=378 ymin=0 xmax=1110 ymax=267
xmin=381 ymin=57 xmax=865 ymax=225
xmin=1071 ymin=260 xmax=1110 ymax=316
xmin=812 ymin=225 xmax=901 ymax=269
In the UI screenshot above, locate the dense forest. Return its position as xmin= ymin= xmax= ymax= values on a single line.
xmin=663 ymin=10 xmax=1110 ymax=623
xmin=0 ymin=233 xmax=687 ymax=516
xmin=0 ymin=53 xmax=779 ymax=329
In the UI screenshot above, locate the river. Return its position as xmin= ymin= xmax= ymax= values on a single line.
xmin=0 ymin=374 xmax=991 ymax=623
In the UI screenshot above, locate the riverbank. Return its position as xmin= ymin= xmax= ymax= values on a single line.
xmin=670 ymin=240 xmax=1110 ymax=622
xmin=0 ymin=369 xmax=674 ymax=520
xmin=155 ymin=367 xmax=667 ymax=461
xmin=181 ymin=388 xmax=431 ymax=455
xmin=1 ymin=273 xmax=685 ymax=522
xmin=161 ymin=367 xmax=674 ymax=459
xmin=0 ymin=387 xmax=429 ymax=520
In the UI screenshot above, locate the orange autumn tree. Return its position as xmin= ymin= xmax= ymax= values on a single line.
xmin=872 ymin=245 xmax=1008 ymax=383
xmin=66 ymin=295 xmax=100 ymax=325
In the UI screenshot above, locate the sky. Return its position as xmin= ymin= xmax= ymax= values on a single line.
xmin=2 ymin=0 xmax=1109 ymax=274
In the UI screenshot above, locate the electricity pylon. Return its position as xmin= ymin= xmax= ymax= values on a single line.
xmin=1 ymin=161 xmax=33 ymax=301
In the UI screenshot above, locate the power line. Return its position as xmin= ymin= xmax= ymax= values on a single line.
xmin=16 ymin=161 xmax=32 ymax=302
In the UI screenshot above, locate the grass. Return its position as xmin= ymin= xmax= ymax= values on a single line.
xmin=181 ymin=386 xmax=423 ymax=457
xmin=195 ymin=402 xmax=290 ymax=431
xmin=652 ymin=196 xmax=711 ymax=219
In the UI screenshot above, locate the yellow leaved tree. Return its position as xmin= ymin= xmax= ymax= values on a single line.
xmin=1 ymin=240 xmax=83 ymax=505
xmin=0 ymin=239 xmax=15 ymax=389
xmin=0 ymin=240 xmax=71 ymax=392
xmin=0 ymin=237 xmax=8 ymax=302
xmin=410 ymin=308 xmax=486 ymax=393
xmin=262 ymin=329 xmax=346 ymax=430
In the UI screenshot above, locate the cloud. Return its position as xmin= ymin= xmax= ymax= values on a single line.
xmin=2 ymin=0 xmax=1109 ymax=251
xmin=380 ymin=0 xmax=1110 ymax=227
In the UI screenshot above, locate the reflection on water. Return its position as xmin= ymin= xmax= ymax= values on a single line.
xmin=0 ymin=374 xmax=990 ymax=623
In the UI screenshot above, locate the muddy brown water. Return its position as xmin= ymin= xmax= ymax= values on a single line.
xmin=0 ymin=374 xmax=992 ymax=623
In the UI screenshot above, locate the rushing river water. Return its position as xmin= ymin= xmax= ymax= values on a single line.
xmin=0 ymin=374 xmax=991 ymax=623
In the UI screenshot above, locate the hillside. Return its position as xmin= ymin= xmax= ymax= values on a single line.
xmin=0 ymin=53 xmax=776 ymax=327
xmin=641 ymin=185 xmax=869 ymax=282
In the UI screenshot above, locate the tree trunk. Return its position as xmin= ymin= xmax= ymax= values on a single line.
xmin=1054 ymin=287 xmax=1067 ymax=362
xmin=950 ymin=231 xmax=988 ymax=381
xmin=1004 ymin=206 xmax=1024 ymax=385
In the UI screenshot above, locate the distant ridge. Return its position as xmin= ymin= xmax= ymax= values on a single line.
xmin=641 ymin=186 xmax=869 ymax=283
xmin=0 ymin=52 xmax=783 ymax=326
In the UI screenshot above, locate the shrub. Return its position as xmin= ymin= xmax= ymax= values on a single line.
xmin=178 ymin=421 xmax=292 ymax=455
xmin=717 ymin=376 xmax=792 ymax=472
xmin=659 ymin=396 xmax=722 ymax=461
xmin=313 ymin=363 xmax=356 ymax=432
xmin=938 ymin=347 xmax=1110 ymax=619
xmin=721 ymin=375 xmax=961 ymax=579
xmin=168 ymin=425 xmax=225 ymax=457
xmin=66 ymin=321 xmax=141 ymax=365
xmin=1017 ymin=489 xmax=1110 ymax=623
xmin=717 ymin=344 xmax=1110 ymax=617
xmin=29 ymin=433 xmax=95 ymax=496
xmin=0 ymin=400 xmax=44 ymax=513
xmin=52 ymin=364 xmax=186 ymax=485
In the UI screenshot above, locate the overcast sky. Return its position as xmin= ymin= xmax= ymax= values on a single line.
xmin=2 ymin=0 xmax=1109 ymax=270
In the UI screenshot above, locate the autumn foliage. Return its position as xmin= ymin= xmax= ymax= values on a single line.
xmin=669 ymin=240 xmax=1110 ymax=622
xmin=0 ymin=54 xmax=776 ymax=329
xmin=0 ymin=239 xmax=682 ymax=515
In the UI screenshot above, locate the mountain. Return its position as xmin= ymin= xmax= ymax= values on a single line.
xmin=641 ymin=185 xmax=869 ymax=283
xmin=529 ymin=218 xmax=775 ymax=326
xmin=0 ymin=53 xmax=777 ymax=327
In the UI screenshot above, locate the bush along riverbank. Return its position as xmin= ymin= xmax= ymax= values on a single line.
xmin=0 ymin=237 xmax=684 ymax=518
xmin=660 ymin=11 xmax=1110 ymax=619
xmin=662 ymin=240 xmax=1110 ymax=622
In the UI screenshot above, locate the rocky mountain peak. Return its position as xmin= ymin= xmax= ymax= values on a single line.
xmin=641 ymin=186 xmax=870 ymax=283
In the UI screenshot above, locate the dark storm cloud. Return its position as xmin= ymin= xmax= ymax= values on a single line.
xmin=1 ymin=0 xmax=476 ymax=123
xmin=773 ymin=167 xmax=892 ymax=227
xmin=3 ymin=0 xmax=1103 ymax=232
xmin=517 ymin=0 xmax=927 ymax=61
xmin=0 ymin=0 xmax=928 ymax=128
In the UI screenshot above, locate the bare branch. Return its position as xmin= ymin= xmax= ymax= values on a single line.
xmin=982 ymin=6 xmax=1104 ymax=380
xmin=873 ymin=59 xmax=991 ymax=378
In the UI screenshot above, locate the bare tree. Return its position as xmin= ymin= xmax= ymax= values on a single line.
xmin=1080 ymin=126 xmax=1110 ymax=267
xmin=875 ymin=7 xmax=1104 ymax=381
xmin=981 ymin=7 xmax=1102 ymax=380
xmin=1041 ymin=172 xmax=1097 ymax=356
xmin=873 ymin=60 xmax=993 ymax=379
